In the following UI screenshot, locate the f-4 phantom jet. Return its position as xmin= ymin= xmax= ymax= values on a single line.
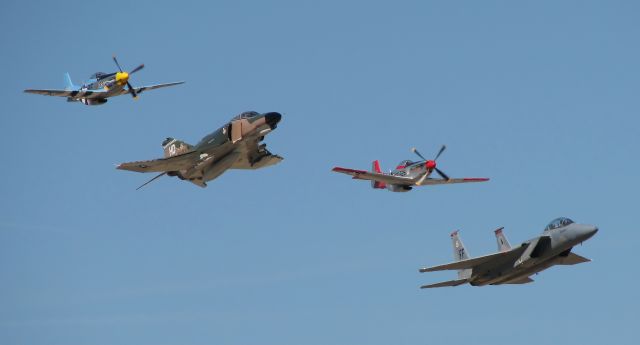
xmin=117 ymin=111 xmax=282 ymax=189
xmin=332 ymin=145 xmax=488 ymax=192
xmin=24 ymin=56 xmax=184 ymax=105
xmin=419 ymin=217 xmax=598 ymax=288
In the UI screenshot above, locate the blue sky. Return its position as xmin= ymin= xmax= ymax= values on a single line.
xmin=1 ymin=1 xmax=638 ymax=344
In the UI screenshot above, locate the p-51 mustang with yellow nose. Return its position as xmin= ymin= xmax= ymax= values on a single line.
xmin=24 ymin=56 xmax=184 ymax=105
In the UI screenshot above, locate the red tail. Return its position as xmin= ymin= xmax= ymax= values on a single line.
xmin=371 ymin=160 xmax=386 ymax=189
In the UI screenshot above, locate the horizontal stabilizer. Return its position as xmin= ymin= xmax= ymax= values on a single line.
xmin=556 ymin=252 xmax=591 ymax=265
xmin=420 ymin=278 xmax=468 ymax=289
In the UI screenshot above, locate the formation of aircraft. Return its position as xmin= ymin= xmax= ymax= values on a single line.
xmin=24 ymin=56 xmax=599 ymax=288
xmin=419 ymin=217 xmax=598 ymax=288
xmin=117 ymin=111 xmax=283 ymax=189
xmin=24 ymin=56 xmax=184 ymax=105
xmin=332 ymin=145 xmax=489 ymax=192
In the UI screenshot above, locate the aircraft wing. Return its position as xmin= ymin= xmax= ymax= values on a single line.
xmin=556 ymin=252 xmax=591 ymax=265
xmin=24 ymin=89 xmax=107 ymax=99
xmin=117 ymin=151 xmax=201 ymax=173
xmin=419 ymin=245 xmax=528 ymax=272
xmin=332 ymin=167 xmax=415 ymax=186
xmin=416 ymin=177 xmax=489 ymax=185
xmin=133 ymin=81 xmax=185 ymax=95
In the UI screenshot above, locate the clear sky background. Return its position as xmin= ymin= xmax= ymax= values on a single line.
xmin=1 ymin=1 xmax=638 ymax=344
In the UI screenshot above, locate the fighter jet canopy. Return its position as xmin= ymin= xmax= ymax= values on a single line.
xmin=231 ymin=111 xmax=259 ymax=121
xmin=545 ymin=217 xmax=574 ymax=231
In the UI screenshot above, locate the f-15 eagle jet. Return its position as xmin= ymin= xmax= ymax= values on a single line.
xmin=332 ymin=145 xmax=488 ymax=192
xmin=117 ymin=111 xmax=282 ymax=189
xmin=419 ymin=217 xmax=598 ymax=288
xmin=24 ymin=56 xmax=184 ymax=105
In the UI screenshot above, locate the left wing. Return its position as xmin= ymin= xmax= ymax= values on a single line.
xmin=117 ymin=151 xmax=201 ymax=173
xmin=132 ymin=81 xmax=185 ymax=95
xmin=24 ymin=89 xmax=108 ymax=99
xmin=332 ymin=167 xmax=416 ymax=186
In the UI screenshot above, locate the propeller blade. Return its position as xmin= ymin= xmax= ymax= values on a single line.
xmin=127 ymin=82 xmax=138 ymax=98
xmin=113 ymin=55 xmax=124 ymax=72
xmin=411 ymin=147 xmax=428 ymax=161
xmin=434 ymin=167 xmax=450 ymax=180
xmin=136 ymin=172 xmax=166 ymax=190
xmin=129 ymin=64 xmax=145 ymax=74
xmin=434 ymin=145 xmax=447 ymax=161
xmin=416 ymin=172 xmax=430 ymax=186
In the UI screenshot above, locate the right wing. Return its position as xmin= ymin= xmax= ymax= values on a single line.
xmin=556 ymin=252 xmax=591 ymax=265
xmin=24 ymin=89 xmax=107 ymax=99
xmin=419 ymin=245 xmax=528 ymax=272
xmin=117 ymin=151 xmax=201 ymax=173
xmin=332 ymin=167 xmax=415 ymax=186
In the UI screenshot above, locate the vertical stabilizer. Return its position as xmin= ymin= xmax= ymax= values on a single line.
xmin=494 ymin=227 xmax=511 ymax=252
xmin=451 ymin=230 xmax=471 ymax=279
xmin=370 ymin=160 xmax=386 ymax=189
xmin=64 ymin=73 xmax=78 ymax=90
xmin=162 ymin=137 xmax=194 ymax=158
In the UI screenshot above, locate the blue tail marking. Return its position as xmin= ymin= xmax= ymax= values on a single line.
xmin=64 ymin=73 xmax=78 ymax=90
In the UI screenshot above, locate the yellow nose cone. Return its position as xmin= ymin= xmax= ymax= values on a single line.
xmin=115 ymin=72 xmax=129 ymax=85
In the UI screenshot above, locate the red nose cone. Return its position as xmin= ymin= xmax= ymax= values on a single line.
xmin=425 ymin=160 xmax=436 ymax=169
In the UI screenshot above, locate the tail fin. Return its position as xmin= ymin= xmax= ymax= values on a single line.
xmin=451 ymin=230 xmax=471 ymax=280
xmin=162 ymin=137 xmax=193 ymax=158
xmin=494 ymin=227 xmax=511 ymax=252
xmin=64 ymin=73 xmax=78 ymax=90
xmin=370 ymin=160 xmax=386 ymax=189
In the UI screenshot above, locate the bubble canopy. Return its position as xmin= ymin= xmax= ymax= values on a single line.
xmin=544 ymin=217 xmax=574 ymax=231
xmin=231 ymin=111 xmax=259 ymax=121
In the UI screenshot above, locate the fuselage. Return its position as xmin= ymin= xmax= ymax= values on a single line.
xmin=167 ymin=111 xmax=282 ymax=185
xmin=385 ymin=160 xmax=432 ymax=192
xmin=469 ymin=220 xmax=598 ymax=286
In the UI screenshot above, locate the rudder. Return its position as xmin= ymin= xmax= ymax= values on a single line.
xmin=494 ymin=227 xmax=511 ymax=252
xmin=451 ymin=230 xmax=471 ymax=280
xmin=64 ymin=72 xmax=78 ymax=90
xmin=370 ymin=160 xmax=386 ymax=189
xmin=162 ymin=137 xmax=194 ymax=158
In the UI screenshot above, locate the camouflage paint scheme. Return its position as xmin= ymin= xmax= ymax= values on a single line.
xmin=24 ymin=57 xmax=183 ymax=105
xmin=117 ymin=111 xmax=283 ymax=188
xmin=332 ymin=145 xmax=489 ymax=192
xmin=419 ymin=217 xmax=598 ymax=288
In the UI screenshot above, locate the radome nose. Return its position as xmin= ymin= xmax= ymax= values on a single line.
xmin=264 ymin=112 xmax=282 ymax=128
xmin=578 ymin=225 xmax=598 ymax=242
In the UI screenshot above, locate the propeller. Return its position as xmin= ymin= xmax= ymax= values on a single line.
xmin=412 ymin=145 xmax=450 ymax=185
xmin=112 ymin=55 xmax=145 ymax=99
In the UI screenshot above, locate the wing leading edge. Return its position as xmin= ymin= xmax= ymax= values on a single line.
xmin=117 ymin=151 xmax=201 ymax=173
xmin=419 ymin=244 xmax=528 ymax=272
xmin=332 ymin=167 xmax=416 ymax=186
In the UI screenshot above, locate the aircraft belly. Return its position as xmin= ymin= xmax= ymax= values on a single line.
xmin=202 ymin=151 xmax=240 ymax=182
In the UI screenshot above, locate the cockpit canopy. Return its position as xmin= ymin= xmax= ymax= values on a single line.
xmin=396 ymin=160 xmax=414 ymax=168
xmin=544 ymin=217 xmax=574 ymax=231
xmin=231 ymin=111 xmax=259 ymax=121
xmin=90 ymin=72 xmax=111 ymax=79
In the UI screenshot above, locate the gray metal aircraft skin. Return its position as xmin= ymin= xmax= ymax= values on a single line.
xmin=117 ymin=111 xmax=282 ymax=189
xmin=24 ymin=56 xmax=184 ymax=105
xmin=332 ymin=145 xmax=489 ymax=192
xmin=419 ymin=217 xmax=598 ymax=288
